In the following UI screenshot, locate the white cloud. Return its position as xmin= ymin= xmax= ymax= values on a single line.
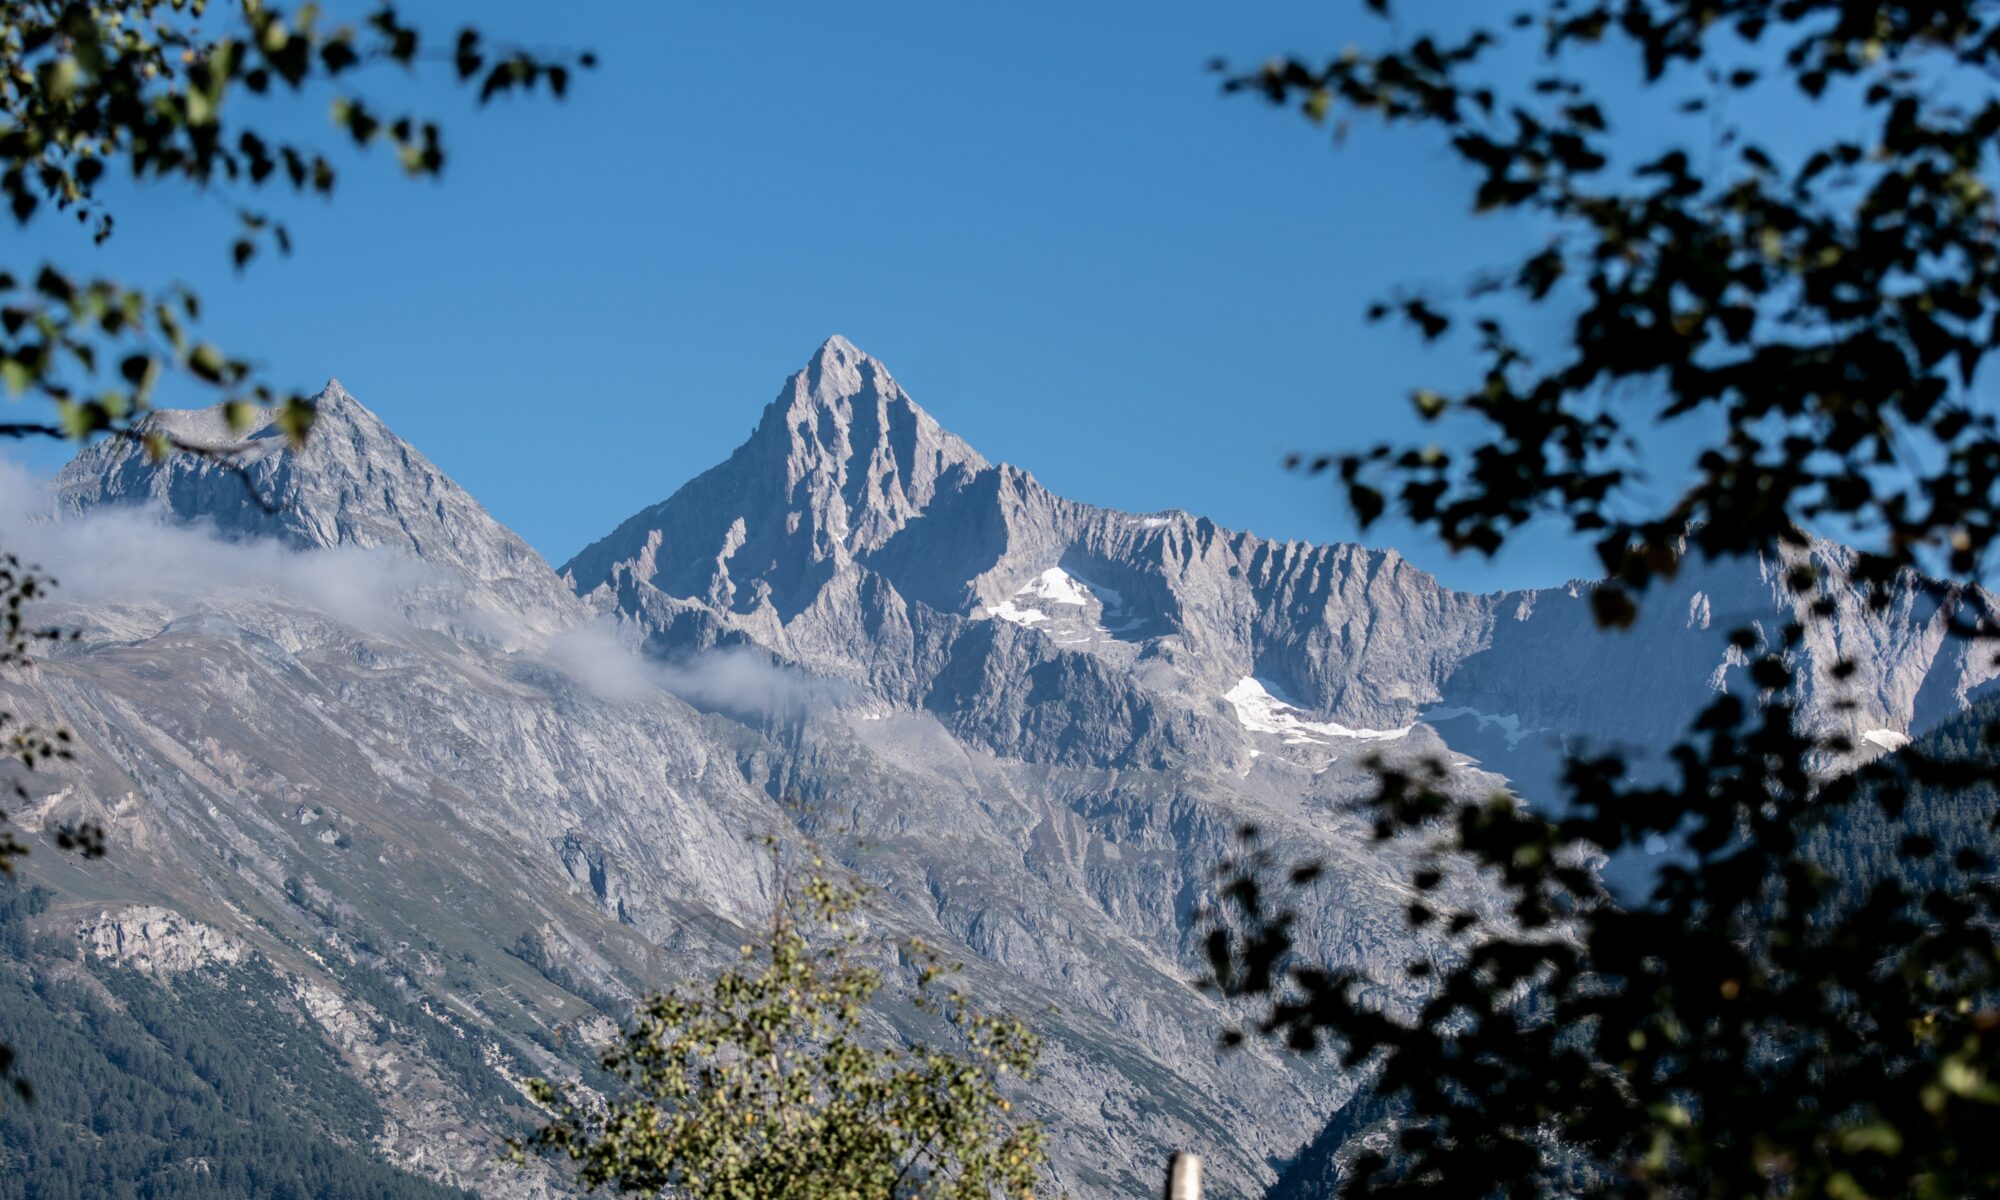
xmin=0 ymin=460 xmax=431 ymax=629
xmin=543 ymin=623 xmax=658 ymax=703
xmin=0 ymin=458 xmax=846 ymax=720
xmin=543 ymin=621 xmax=850 ymax=717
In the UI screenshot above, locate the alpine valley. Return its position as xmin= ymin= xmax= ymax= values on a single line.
xmin=2 ymin=337 xmax=1993 ymax=1198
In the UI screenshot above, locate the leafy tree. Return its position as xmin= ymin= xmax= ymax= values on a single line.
xmin=515 ymin=858 xmax=1048 ymax=1200
xmin=0 ymin=0 xmax=587 ymax=1099
xmin=0 ymin=0 xmax=587 ymax=447
xmin=1201 ymin=4 xmax=2000 ymax=1199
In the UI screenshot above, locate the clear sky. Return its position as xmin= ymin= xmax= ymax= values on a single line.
xmin=15 ymin=1 xmax=1617 ymax=592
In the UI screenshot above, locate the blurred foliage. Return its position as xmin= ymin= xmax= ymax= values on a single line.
xmin=0 ymin=0 xmax=588 ymax=450
xmin=515 ymin=852 xmax=1048 ymax=1200
xmin=0 ymin=0 xmax=585 ymax=1102
xmin=0 ymin=553 xmax=78 ymax=887
xmin=1250 ymin=0 xmax=2000 ymax=622
xmin=1203 ymin=3 xmax=2000 ymax=1199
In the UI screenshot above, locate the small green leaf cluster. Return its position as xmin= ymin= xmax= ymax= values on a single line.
xmin=0 ymin=1 xmax=589 ymax=451
xmin=0 ymin=550 xmax=82 ymax=879
xmin=1243 ymin=2 xmax=2000 ymax=607
xmin=515 ymin=859 xmax=1047 ymax=1200
xmin=1210 ymin=649 xmax=2000 ymax=1200
xmin=1208 ymin=4 xmax=2000 ymax=1197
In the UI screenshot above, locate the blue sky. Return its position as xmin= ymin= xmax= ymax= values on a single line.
xmin=15 ymin=1 xmax=1631 ymax=591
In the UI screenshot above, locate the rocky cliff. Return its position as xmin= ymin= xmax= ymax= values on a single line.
xmin=7 ymin=337 xmax=1992 ymax=1197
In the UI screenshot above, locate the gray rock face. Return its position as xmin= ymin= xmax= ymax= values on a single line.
xmin=79 ymin=905 xmax=249 ymax=978
xmin=572 ymin=337 xmax=1996 ymax=772
xmin=52 ymin=381 xmax=583 ymax=639
xmin=1428 ymin=541 xmax=2000 ymax=811
xmin=566 ymin=336 xmax=988 ymax=621
xmin=16 ymin=336 xmax=1997 ymax=1199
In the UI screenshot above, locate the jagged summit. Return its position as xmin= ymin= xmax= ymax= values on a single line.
xmin=133 ymin=377 xmax=372 ymax=451
xmin=55 ymin=341 xmax=1992 ymax=758
xmin=51 ymin=379 xmax=580 ymax=626
xmin=560 ymin=339 xmax=1498 ymax=727
xmin=749 ymin=333 xmax=986 ymax=509
xmin=563 ymin=336 xmax=992 ymax=615
xmin=57 ymin=380 xmax=451 ymax=554
xmin=559 ymin=336 xmax=2000 ymax=748
xmin=800 ymin=333 xmax=866 ymax=390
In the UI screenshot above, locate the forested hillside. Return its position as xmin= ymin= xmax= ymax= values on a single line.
xmin=0 ymin=890 xmax=475 ymax=1200
xmin=1800 ymin=695 xmax=2000 ymax=905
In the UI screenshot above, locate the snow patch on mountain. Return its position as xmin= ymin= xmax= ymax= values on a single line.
xmin=1019 ymin=567 xmax=1094 ymax=607
xmin=1862 ymin=728 xmax=1911 ymax=751
xmin=989 ymin=600 xmax=1051 ymax=627
xmin=1225 ymin=677 xmax=1412 ymax=743
xmin=986 ymin=567 xmax=1135 ymax=636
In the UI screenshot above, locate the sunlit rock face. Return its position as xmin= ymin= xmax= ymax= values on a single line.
xmin=52 ymin=381 xmax=583 ymax=642
xmin=79 ymin=906 xmax=248 ymax=978
xmin=572 ymin=336 xmax=1997 ymax=778
xmin=15 ymin=337 xmax=1993 ymax=1198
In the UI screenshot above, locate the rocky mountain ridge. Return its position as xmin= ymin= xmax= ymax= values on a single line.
xmin=52 ymin=382 xmax=583 ymax=642
xmin=6 ymin=335 xmax=1993 ymax=1197
xmin=570 ymin=336 xmax=1997 ymax=782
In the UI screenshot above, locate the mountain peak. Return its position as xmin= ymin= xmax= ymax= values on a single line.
xmin=761 ymin=336 xmax=977 ymax=462
xmin=745 ymin=337 xmax=986 ymax=534
xmin=789 ymin=335 xmax=870 ymax=414
xmin=311 ymin=377 xmax=369 ymax=423
xmin=52 ymin=380 xmax=579 ymax=627
xmin=811 ymin=332 xmax=861 ymax=367
xmin=564 ymin=338 xmax=992 ymax=615
xmin=132 ymin=379 xmax=375 ymax=459
xmin=299 ymin=377 xmax=381 ymax=430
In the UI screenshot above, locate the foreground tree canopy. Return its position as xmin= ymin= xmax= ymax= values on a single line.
xmin=0 ymin=0 xmax=585 ymax=449
xmin=515 ymin=859 xmax=1048 ymax=1200
xmin=0 ymin=0 xmax=584 ymax=1099
xmin=1205 ymin=3 xmax=2000 ymax=1200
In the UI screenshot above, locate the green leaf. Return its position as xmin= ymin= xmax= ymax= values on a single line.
xmin=188 ymin=342 xmax=225 ymax=382
xmin=0 ymin=359 xmax=30 ymax=399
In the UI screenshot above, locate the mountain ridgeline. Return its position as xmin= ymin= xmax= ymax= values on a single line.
xmin=4 ymin=336 xmax=1993 ymax=1197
